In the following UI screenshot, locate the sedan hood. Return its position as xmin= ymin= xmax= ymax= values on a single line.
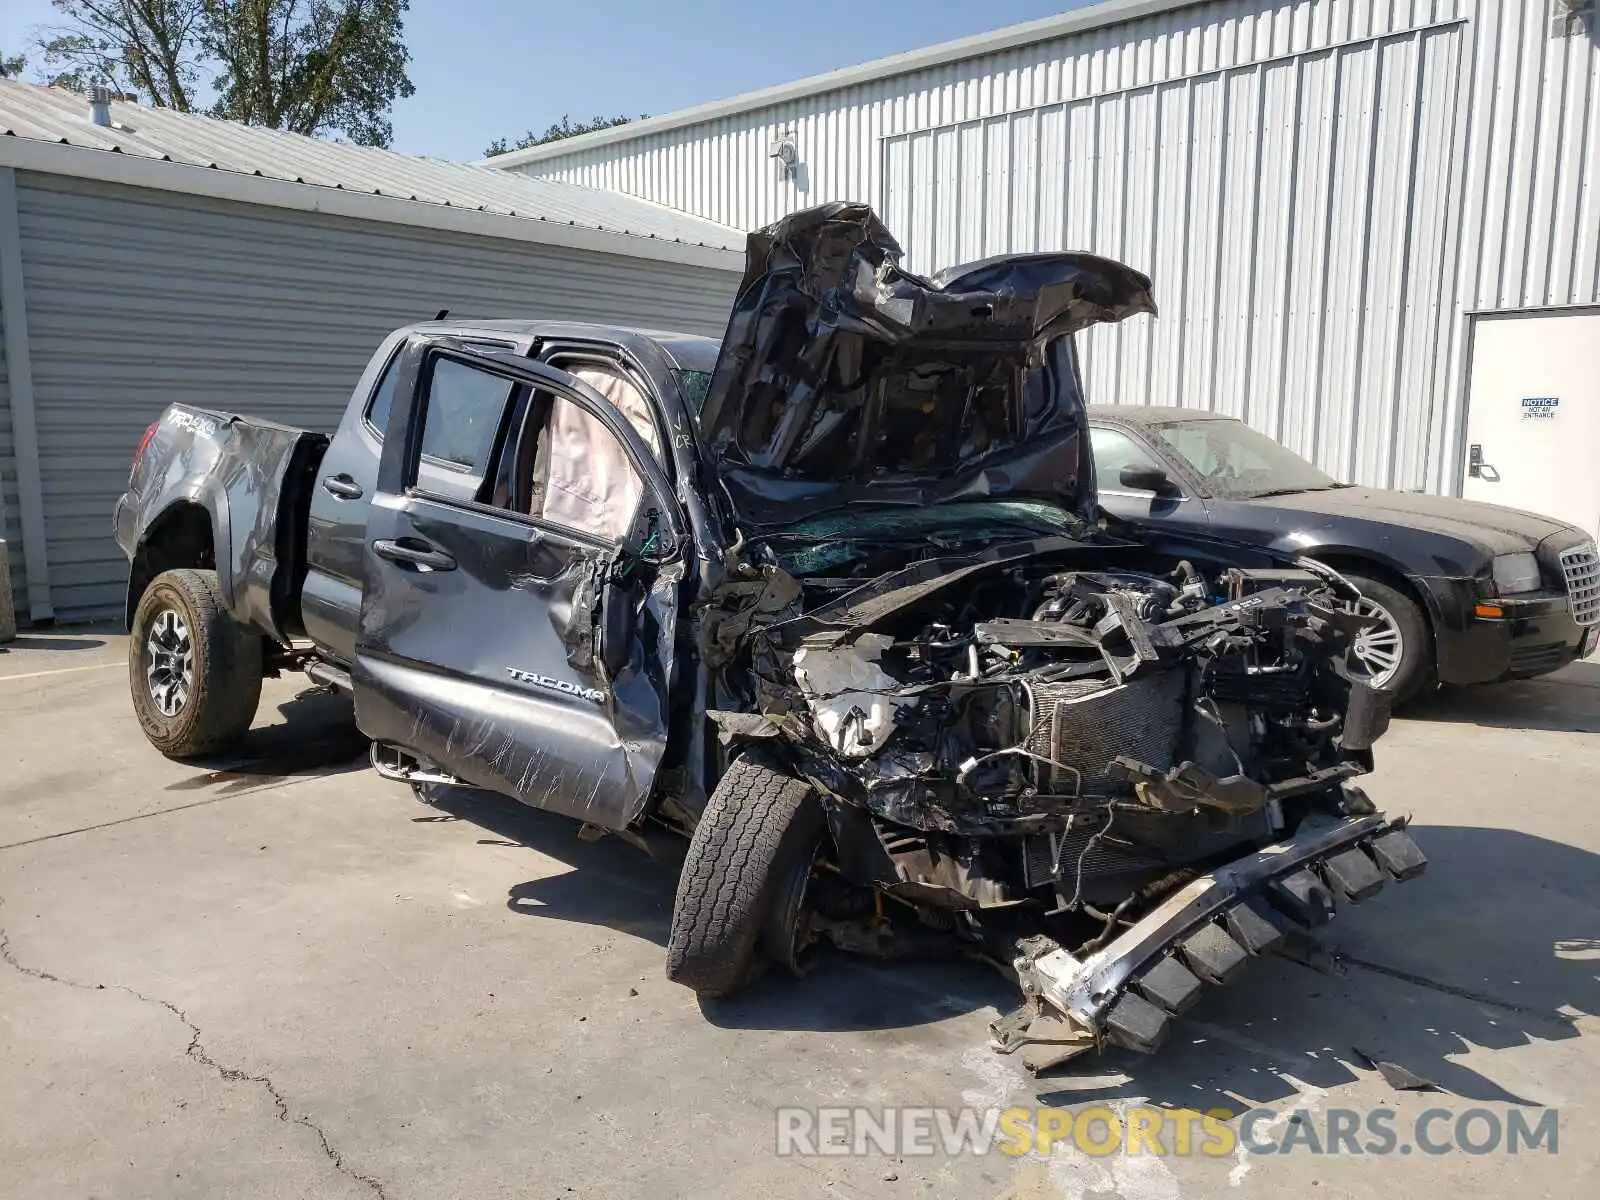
xmin=698 ymin=202 xmax=1156 ymax=531
xmin=1262 ymin=487 xmax=1573 ymax=556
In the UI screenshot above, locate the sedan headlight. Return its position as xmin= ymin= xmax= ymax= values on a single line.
xmin=1492 ymin=552 xmax=1542 ymax=595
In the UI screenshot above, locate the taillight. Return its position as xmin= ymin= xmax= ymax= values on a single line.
xmin=130 ymin=421 xmax=159 ymax=486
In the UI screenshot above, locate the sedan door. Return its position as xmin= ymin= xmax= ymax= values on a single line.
xmin=1089 ymin=424 xmax=1210 ymax=534
xmin=352 ymin=336 xmax=686 ymax=831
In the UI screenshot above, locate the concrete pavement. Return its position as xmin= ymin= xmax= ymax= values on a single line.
xmin=1 ymin=628 xmax=1596 ymax=1198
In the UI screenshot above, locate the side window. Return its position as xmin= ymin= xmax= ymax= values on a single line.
xmin=366 ymin=340 xmax=515 ymax=444
xmin=394 ymin=351 xmax=654 ymax=540
xmin=420 ymin=359 xmax=512 ymax=472
xmin=409 ymin=358 xmax=517 ymax=501
xmin=1091 ymin=427 xmax=1165 ymax=492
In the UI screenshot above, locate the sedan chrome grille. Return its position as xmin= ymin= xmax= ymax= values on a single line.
xmin=1560 ymin=542 xmax=1600 ymax=627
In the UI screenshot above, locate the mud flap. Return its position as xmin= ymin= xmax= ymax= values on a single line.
xmin=1002 ymin=815 xmax=1426 ymax=1058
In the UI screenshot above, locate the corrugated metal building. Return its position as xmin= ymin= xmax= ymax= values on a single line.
xmin=493 ymin=0 xmax=1600 ymax=506
xmin=0 ymin=80 xmax=745 ymax=624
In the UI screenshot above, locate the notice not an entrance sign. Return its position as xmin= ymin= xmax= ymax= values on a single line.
xmin=1521 ymin=396 xmax=1559 ymax=420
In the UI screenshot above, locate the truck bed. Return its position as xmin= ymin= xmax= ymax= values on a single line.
xmin=114 ymin=404 xmax=329 ymax=644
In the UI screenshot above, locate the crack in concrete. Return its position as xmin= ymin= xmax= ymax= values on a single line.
xmin=1335 ymin=951 xmax=1577 ymax=1026
xmin=1284 ymin=938 xmax=1579 ymax=1029
xmin=0 ymin=901 xmax=389 ymax=1199
xmin=0 ymin=774 xmax=326 ymax=852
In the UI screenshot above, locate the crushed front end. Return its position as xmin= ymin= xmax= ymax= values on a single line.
xmin=716 ymin=542 xmax=1424 ymax=1068
xmin=691 ymin=202 xmax=1424 ymax=1064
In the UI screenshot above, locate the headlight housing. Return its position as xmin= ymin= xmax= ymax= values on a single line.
xmin=1492 ymin=552 xmax=1542 ymax=595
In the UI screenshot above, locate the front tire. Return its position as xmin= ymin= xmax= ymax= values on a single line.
xmin=665 ymin=752 xmax=825 ymax=998
xmin=1338 ymin=573 xmax=1432 ymax=705
xmin=129 ymin=569 xmax=264 ymax=759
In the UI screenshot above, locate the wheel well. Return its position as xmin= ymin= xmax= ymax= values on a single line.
xmin=127 ymin=504 xmax=216 ymax=628
xmin=1306 ymin=552 xmax=1435 ymax=636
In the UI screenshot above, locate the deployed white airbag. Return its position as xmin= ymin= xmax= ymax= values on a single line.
xmin=791 ymin=635 xmax=906 ymax=758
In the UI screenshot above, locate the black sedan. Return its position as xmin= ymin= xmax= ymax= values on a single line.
xmin=1087 ymin=406 xmax=1600 ymax=702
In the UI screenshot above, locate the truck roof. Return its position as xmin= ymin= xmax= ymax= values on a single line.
xmin=399 ymin=319 xmax=723 ymax=374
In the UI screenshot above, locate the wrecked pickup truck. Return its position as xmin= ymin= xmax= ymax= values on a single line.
xmin=115 ymin=202 xmax=1424 ymax=1066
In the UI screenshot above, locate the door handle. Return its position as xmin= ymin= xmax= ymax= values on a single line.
xmin=373 ymin=538 xmax=457 ymax=572
xmin=322 ymin=473 xmax=364 ymax=499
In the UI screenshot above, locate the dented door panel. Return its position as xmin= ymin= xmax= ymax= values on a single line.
xmin=353 ymin=340 xmax=683 ymax=830
xmin=352 ymin=507 xmax=672 ymax=827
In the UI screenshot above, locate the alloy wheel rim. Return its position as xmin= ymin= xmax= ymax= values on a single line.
xmin=144 ymin=608 xmax=194 ymax=717
xmin=1341 ymin=597 xmax=1404 ymax=689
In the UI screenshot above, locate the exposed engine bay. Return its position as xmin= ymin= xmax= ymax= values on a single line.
xmin=705 ymin=534 xmax=1420 ymax=1068
xmin=622 ymin=201 xmax=1424 ymax=1066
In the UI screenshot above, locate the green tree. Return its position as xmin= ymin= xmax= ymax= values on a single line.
xmin=483 ymin=113 xmax=643 ymax=158
xmin=2 ymin=49 xmax=27 ymax=77
xmin=35 ymin=0 xmax=414 ymax=147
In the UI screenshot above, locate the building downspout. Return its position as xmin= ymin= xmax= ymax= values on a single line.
xmin=0 ymin=166 xmax=54 ymax=623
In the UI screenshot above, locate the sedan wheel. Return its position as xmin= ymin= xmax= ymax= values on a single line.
xmin=1329 ymin=571 xmax=1433 ymax=705
xmin=1341 ymin=596 xmax=1405 ymax=690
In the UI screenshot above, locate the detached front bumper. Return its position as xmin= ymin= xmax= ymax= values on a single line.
xmin=995 ymin=813 xmax=1425 ymax=1068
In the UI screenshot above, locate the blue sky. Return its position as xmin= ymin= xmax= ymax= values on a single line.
xmin=1 ymin=0 xmax=1092 ymax=160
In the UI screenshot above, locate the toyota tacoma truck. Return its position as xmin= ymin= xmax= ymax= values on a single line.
xmin=115 ymin=202 xmax=1424 ymax=1067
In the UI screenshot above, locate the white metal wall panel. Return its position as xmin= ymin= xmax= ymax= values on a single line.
xmin=1433 ymin=0 xmax=1600 ymax=492
xmin=15 ymin=173 xmax=739 ymax=620
xmin=513 ymin=0 xmax=1466 ymax=234
xmin=511 ymin=0 xmax=1600 ymax=500
xmin=878 ymin=24 xmax=1464 ymax=494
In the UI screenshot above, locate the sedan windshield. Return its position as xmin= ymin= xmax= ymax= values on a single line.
xmin=1151 ymin=419 xmax=1343 ymax=500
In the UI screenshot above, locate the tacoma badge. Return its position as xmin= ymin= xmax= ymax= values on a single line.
xmin=505 ymin=667 xmax=607 ymax=704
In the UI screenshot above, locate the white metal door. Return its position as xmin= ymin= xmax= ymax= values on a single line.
xmin=1463 ymin=310 xmax=1600 ymax=540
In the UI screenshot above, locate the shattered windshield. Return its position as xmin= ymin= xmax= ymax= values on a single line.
xmin=764 ymin=500 xmax=1089 ymax=575
xmin=1151 ymin=419 xmax=1344 ymax=500
xmin=672 ymin=369 xmax=714 ymax=414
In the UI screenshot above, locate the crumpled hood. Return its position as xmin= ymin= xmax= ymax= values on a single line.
xmin=1262 ymin=487 xmax=1575 ymax=558
xmin=698 ymin=202 xmax=1156 ymax=530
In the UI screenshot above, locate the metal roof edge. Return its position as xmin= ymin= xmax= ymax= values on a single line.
xmin=0 ymin=135 xmax=746 ymax=272
xmin=479 ymin=0 xmax=1198 ymax=170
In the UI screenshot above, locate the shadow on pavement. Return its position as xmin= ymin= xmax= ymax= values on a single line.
xmin=0 ymin=632 xmax=109 ymax=653
xmin=164 ymin=689 xmax=369 ymax=794
xmin=1038 ymin=823 xmax=1596 ymax=1112
xmin=421 ymin=784 xmax=1010 ymax=1032
xmin=700 ymin=954 xmax=1018 ymax=1036
xmin=413 ymin=792 xmax=1597 ymax=1076
xmin=420 ymin=785 xmax=679 ymax=944
xmin=1406 ymin=660 xmax=1600 ymax=733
